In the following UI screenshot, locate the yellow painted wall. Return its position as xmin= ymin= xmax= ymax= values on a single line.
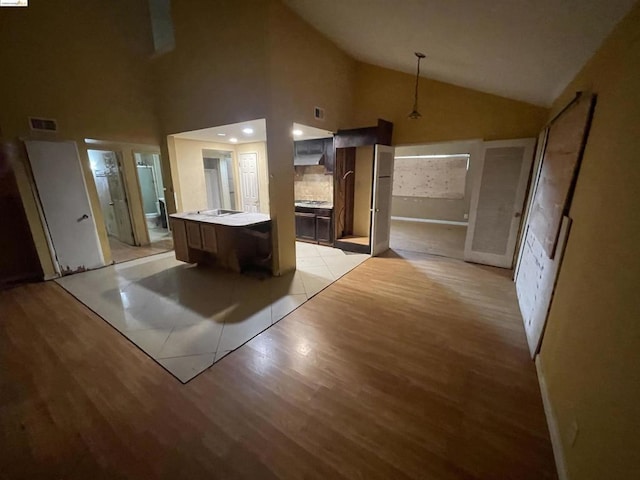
xmin=0 ymin=0 xmax=161 ymax=275
xmin=168 ymin=138 xmax=235 ymax=213
xmin=537 ymin=3 xmax=640 ymax=479
xmin=352 ymin=62 xmax=548 ymax=145
xmin=152 ymin=0 xmax=270 ymax=136
xmin=353 ymin=146 xmax=373 ymax=237
xmin=266 ymin=0 xmax=356 ymax=273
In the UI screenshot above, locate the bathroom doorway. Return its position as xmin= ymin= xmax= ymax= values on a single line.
xmin=134 ymin=152 xmax=171 ymax=244
xmin=88 ymin=149 xmax=136 ymax=246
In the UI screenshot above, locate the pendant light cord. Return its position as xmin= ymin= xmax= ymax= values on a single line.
xmin=413 ymin=56 xmax=422 ymax=111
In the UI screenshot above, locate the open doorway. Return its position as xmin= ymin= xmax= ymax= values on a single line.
xmin=389 ymin=140 xmax=480 ymax=260
xmin=88 ymin=149 xmax=137 ymax=259
xmin=88 ymin=145 xmax=174 ymax=265
xmin=203 ymin=150 xmax=237 ymax=210
xmin=133 ymin=152 xmax=171 ymax=245
xmin=334 ymin=145 xmax=374 ymax=252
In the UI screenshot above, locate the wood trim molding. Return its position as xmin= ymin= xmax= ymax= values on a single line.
xmin=536 ymin=356 xmax=569 ymax=480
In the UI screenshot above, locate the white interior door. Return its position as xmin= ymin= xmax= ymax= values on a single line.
xmin=25 ymin=140 xmax=104 ymax=274
xmin=371 ymin=144 xmax=395 ymax=256
xmin=464 ymin=138 xmax=535 ymax=268
xmin=239 ymin=152 xmax=259 ymax=212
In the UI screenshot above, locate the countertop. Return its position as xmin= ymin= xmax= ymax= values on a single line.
xmin=294 ymin=201 xmax=334 ymax=209
xmin=170 ymin=211 xmax=271 ymax=227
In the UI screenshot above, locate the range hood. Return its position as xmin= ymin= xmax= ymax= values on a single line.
xmin=294 ymin=153 xmax=324 ymax=166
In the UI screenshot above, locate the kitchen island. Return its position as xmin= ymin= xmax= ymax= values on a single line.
xmin=170 ymin=209 xmax=272 ymax=274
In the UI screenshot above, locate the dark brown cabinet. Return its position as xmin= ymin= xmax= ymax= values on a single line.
xmin=295 ymin=212 xmax=316 ymax=241
xmin=295 ymin=207 xmax=333 ymax=245
xmin=316 ymin=215 xmax=332 ymax=244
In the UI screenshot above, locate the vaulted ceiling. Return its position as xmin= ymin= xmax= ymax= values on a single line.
xmin=283 ymin=0 xmax=636 ymax=106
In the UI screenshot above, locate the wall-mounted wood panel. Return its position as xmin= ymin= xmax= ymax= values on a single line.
xmin=528 ymin=93 xmax=596 ymax=258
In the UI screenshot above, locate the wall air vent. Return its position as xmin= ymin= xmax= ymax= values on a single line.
xmin=314 ymin=106 xmax=325 ymax=121
xmin=29 ymin=117 xmax=58 ymax=132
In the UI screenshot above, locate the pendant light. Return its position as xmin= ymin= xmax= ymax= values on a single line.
xmin=408 ymin=52 xmax=426 ymax=119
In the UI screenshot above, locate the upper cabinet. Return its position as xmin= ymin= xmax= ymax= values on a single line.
xmin=323 ymin=137 xmax=335 ymax=174
xmin=293 ymin=138 xmax=335 ymax=175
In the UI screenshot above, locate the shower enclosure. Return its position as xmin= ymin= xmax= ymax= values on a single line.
xmin=134 ymin=152 xmax=169 ymax=241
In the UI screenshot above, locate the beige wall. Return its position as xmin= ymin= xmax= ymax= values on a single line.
xmin=352 ymin=62 xmax=548 ymax=145
xmin=0 ymin=0 xmax=161 ymax=275
xmin=266 ymin=0 xmax=356 ymax=273
xmin=293 ymin=166 xmax=333 ymax=203
xmin=537 ymin=3 xmax=640 ymax=479
xmin=353 ymin=146 xmax=373 ymax=237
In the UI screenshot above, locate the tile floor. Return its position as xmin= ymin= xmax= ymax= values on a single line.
xmin=56 ymin=242 xmax=368 ymax=382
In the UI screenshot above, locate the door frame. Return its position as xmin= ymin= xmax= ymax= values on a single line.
xmin=370 ymin=144 xmax=395 ymax=257
xmin=464 ymin=138 xmax=536 ymax=268
xmin=25 ymin=139 xmax=105 ymax=275
xmin=88 ymin=148 xmax=137 ymax=246
xmin=238 ymin=151 xmax=260 ymax=212
xmin=84 ymin=139 xmax=162 ymax=247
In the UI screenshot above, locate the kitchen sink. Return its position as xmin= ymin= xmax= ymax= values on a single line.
xmin=195 ymin=209 xmax=243 ymax=217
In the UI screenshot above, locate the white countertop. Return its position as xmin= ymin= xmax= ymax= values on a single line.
xmin=170 ymin=211 xmax=271 ymax=227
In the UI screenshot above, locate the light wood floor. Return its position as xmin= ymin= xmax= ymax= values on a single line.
xmin=108 ymin=236 xmax=173 ymax=264
xmin=0 ymin=250 xmax=556 ymax=479
xmin=390 ymin=219 xmax=467 ymax=259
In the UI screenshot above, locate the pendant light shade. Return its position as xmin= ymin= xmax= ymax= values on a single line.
xmin=409 ymin=52 xmax=426 ymax=120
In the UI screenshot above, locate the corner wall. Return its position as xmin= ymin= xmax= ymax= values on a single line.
xmin=537 ymin=3 xmax=640 ymax=478
xmin=266 ymin=0 xmax=356 ymax=273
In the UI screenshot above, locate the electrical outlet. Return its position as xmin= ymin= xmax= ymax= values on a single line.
xmin=464 ymin=213 xmax=469 ymax=220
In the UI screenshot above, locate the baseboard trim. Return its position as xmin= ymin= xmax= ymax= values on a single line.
xmin=391 ymin=216 xmax=468 ymax=226
xmin=536 ymin=356 xmax=569 ymax=480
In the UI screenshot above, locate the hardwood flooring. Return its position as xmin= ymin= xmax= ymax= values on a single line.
xmin=0 ymin=249 xmax=556 ymax=479
xmin=390 ymin=219 xmax=467 ymax=259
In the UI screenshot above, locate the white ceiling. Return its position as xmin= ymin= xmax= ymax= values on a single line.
xmin=172 ymin=119 xmax=334 ymax=144
xmin=172 ymin=119 xmax=267 ymax=144
xmin=293 ymin=122 xmax=334 ymax=141
xmin=283 ymin=0 xmax=635 ymax=106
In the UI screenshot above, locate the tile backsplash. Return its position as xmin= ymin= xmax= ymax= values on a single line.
xmin=294 ymin=165 xmax=333 ymax=202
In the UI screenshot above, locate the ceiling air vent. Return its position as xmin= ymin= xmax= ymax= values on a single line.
xmin=29 ymin=117 xmax=58 ymax=132
xmin=314 ymin=106 xmax=325 ymax=121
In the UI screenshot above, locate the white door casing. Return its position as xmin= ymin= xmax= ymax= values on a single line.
xmin=239 ymin=152 xmax=259 ymax=213
xmin=25 ymin=140 xmax=104 ymax=274
xmin=371 ymin=144 xmax=395 ymax=256
xmin=464 ymin=138 xmax=535 ymax=268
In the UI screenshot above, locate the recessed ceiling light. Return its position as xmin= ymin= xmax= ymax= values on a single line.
xmin=229 ymin=137 xmax=238 ymax=143
xmin=242 ymin=128 xmax=254 ymax=135
xmin=292 ymin=129 xmax=303 ymax=136
xmin=217 ymin=133 xmax=226 ymax=137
